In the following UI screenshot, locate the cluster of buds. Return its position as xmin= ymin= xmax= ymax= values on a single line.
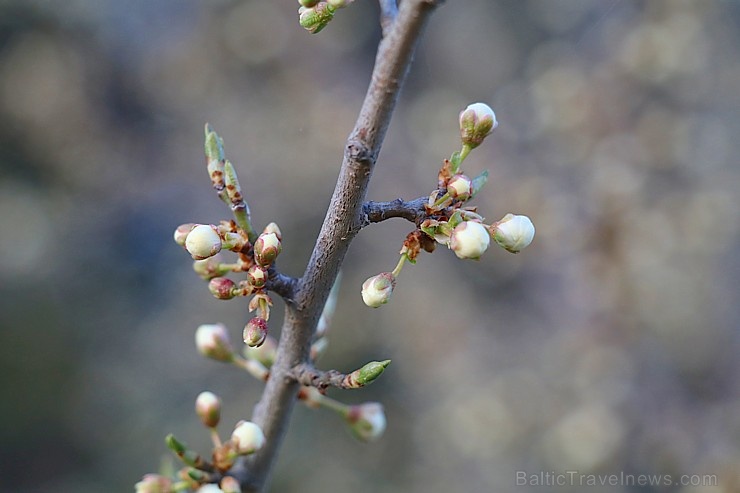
xmin=297 ymin=0 xmax=355 ymax=34
xmin=143 ymin=391 xmax=265 ymax=492
xmin=361 ymin=102 xmax=535 ymax=308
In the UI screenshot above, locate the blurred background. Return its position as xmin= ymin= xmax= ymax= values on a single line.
xmin=1 ymin=0 xmax=739 ymax=491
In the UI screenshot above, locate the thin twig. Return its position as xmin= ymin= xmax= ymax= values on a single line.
xmin=360 ymin=196 xmax=428 ymax=228
xmin=265 ymin=267 xmax=299 ymax=304
xmin=292 ymin=363 xmax=354 ymax=390
xmin=234 ymin=1 xmax=442 ymax=491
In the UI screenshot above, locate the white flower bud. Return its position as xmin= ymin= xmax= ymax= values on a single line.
xmin=446 ymin=174 xmax=473 ymax=201
xmin=185 ymin=224 xmax=222 ymax=260
xmin=196 ymin=485 xmax=224 ymax=493
xmin=174 ymin=223 xmax=196 ymax=246
xmin=449 ymin=221 xmax=490 ymax=259
xmin=195 ymin=391 xmax=221 ymax=428
xmin=195 ymin=324 xmax=234 ymax=362
xmin=492 ymin=214 xmax=535 ymax=253
xmin=135 ymin=474 xmax=172 ymax=493
xmin=361 ymin=272 xmax=395 ymax=308
xmin=231 ymin=420 xmax=266 ymax=455
xmin=459 ymin=102 xmax=498 ymax=149
xmin=346 ymin=402 xmax=386 ymax=442
xmin=219 ymin=477 xmax=241 ymax=493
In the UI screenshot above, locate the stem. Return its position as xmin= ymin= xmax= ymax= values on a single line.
xmin=391 ymin=254 xmax=407 ymax=277
xmin=459 ymin=143 xmax=472 ymax=163
xmin=210 ymin=428 xmax=223 ymax=449
xmin=315 ymin=393 xmax=350 ymax=416
xmin=233 ymin=1 xmax=441 ymax=491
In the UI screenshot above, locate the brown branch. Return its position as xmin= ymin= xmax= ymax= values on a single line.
xmin=360 ymin=196 xmax=428 ymax=227
xmin=264 ymin=267 xmax=298 ymax=304
xmin=292 ymin=363 xmax=353 ymax=390
xmin=234 ymin=1 xmax=442 ymax=491
xmin=378 ymin=0 xmax=399 ymax=36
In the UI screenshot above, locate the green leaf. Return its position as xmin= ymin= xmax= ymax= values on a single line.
xmin=470 ymin=169 xmax=489 ymax=198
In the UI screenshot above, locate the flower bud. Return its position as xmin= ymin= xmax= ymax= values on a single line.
xmin=195 ymin=324 xmax=234 ymax=362
xmin=196 ymin=485 xmax=224 ymax=493
xmin=195 ymin=391 xmax=221 ymax=428
xmin=262 ymin=222 xmax=282 ymax=241
xmin=253 ymin=232 xmax=282 ymax=267
xmin=243 ymin=317 xmax=269 ymax=348
xmin=247 ymin=264 xmax=268 ymax=289
xmin=174 ymin=223 xmax=196 ymax=246
xmin=361 ymin=272 xmax=395 ymax=308
xmin=298 ymin=0 xmax=320 ymax=7
xmin=231 ymin=420 xmax=266 ymax=455
xmin=209 ymin=277 xmax=236 ymax=300
xmin=446 ymin=174 xmax=473 ymax=201
xmin=193 ymin=257 xmax=225 ymax=280
xmin=327 ymin=0 xmax=353 ymax=7
xmin=244 ymin=335 xmax=277 ymax=367
xmin=459 ymin=102 xmax=497 ymax=149
xmin=135 ymin=474 xmax=173 ymax=493
xmin=449 ymin=221 xmax=490 ymax=260
xmin=491 ymin=213 xmax=535 ymax=253
xmin=298 ymin=3 xmax=335 ymax=34
xmin=346 ymin=402 xmax=386 ymax=442
xmin=185 ymin=224 xmax=222 ymax=260
xmin=220 ymin=477 xmax=241 ymax=493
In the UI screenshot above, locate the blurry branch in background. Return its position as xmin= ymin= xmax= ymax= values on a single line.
xmin=142 ymin=0 xmax=537 ymax=492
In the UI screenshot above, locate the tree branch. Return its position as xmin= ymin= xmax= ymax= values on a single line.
xmin=235 ymin=1 xmax=441 ymax=491
xmin=360 ymin=196 xmax=428 ymax=228
xmin=265 ymin=267 xmax=298 ymax=304
xmin=292 ymin=363 xmax=356 ymax=390
xmin=378 ymin=0 xmax=399 ymax=36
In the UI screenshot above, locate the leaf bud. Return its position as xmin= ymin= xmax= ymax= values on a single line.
xmin=446 ymin=174 xmax=473 ymax=201
xmin=298 ymin=3 xmax=335 ymax=34
xmin=449 ymin=221 xmax=490 ymax=260
xmin=459 ymin=102 xmax=497 ymax=149
xmin=346 ymin=402 xmax=386 ymax=442
xmin=361 ymin=272 xmax=395 ymax=308
xmin=348 ymin=360 xmax=391 ymax=387
xmin=243 ymin=317 xmax=269 ymax=348
xmin=195 ymin=391 xmax=222 ymax=428
xmin=208 ymin=277 xmax=237 ymax=300
xmin=491 ymin=213 xmax=535 ymax=253
xmin=174 ymin=223 xmax=196 ymax=246
xmin=195 ymin=324 xmax=234 ymax=362
xmin=230 ymin=420 xmax=266 ymax=455
xmin=185 ymin=224 xmax=222 ymax=260
xmin=247 ymin=264 xmax=268 ymax=289
xmin=253 ymin=232 xmax=282 ymax=266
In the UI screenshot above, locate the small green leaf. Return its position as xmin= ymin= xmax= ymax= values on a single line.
xmin=470 ymin=169 xmax=489 ymax=198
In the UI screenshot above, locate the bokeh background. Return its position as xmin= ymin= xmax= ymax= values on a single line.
xmin=1 ymin=0 xmax=739 ymax=491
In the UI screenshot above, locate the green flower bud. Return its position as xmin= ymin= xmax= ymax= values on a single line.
xmin=459 ymin=102 xmax=497 ymax=149
xmin=298 ymin=0 xmax=320 ymax=7
xmin=247 ymin=264 xmax=268 ymax=289
xmin=254 ymin=232 xmax=282 ymax=266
